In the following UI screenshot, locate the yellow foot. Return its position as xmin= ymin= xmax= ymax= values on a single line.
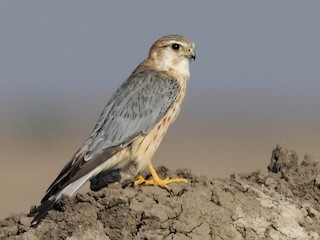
xmin=134 ymin=174 xmax=146 ymax=186
xmin=134 ymin=164 xmax=188 ymax=191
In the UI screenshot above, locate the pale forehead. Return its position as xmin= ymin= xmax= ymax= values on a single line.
xmin=152 ymin=35 xmax=195 ymax=48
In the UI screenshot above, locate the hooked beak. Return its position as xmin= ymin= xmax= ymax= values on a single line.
xmin=188 ymin=48 xmax=196 ymax=61
xmin=191 ymin=52 xmax=196 ymax=61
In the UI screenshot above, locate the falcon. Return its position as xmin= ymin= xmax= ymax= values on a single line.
xmin=29 ymin=34 xmax=196 ymax=227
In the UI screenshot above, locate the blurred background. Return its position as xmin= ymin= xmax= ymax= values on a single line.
xmin=1 ymin=1 xmax=319 ymax=218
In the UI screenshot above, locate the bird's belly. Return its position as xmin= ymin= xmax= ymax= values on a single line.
xmin=130 ymin=104 xmax=181 ymax=173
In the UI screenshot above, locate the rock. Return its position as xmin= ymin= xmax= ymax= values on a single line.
xmin=268 ymin=142 xmax=298 ymax=173
xmin=315 ymin=174 xmax=320 ymax=187
xmin=1 ymin=145 xmax=320 ymax=239
xmin=264 ymin=177 xmax=275 ymax=186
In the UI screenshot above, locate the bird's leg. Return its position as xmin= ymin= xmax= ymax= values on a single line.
xmin=134 ymin=173 xmax=147 ymax=186
xmin=134 ymin=163 xmax=188 ymax=191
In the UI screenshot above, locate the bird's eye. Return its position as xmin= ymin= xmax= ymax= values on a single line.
xmin=171 ymin=43 xmax=181 ymax=51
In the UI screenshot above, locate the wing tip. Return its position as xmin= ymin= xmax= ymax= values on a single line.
xmin=28 ymin=199 xmax=57 ymax=228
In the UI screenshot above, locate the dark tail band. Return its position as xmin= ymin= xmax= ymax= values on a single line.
xmin=29 ymin=199 xmax=57 ymax=228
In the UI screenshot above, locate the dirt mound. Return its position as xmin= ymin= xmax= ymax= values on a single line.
xmin=1 ymin=144 xmax=320 ymax=240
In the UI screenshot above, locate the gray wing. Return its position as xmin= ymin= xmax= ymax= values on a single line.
xmin=85 ymin=67 xmax=180 ymax=160
xmin=41 ymin=67 xmax=180 ymax=202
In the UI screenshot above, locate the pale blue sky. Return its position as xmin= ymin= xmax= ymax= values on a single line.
xmin=1 ymin=1 xmax=320 ymax=174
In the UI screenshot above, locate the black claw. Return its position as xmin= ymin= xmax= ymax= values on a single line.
xmin=168 ymin=188 xmax=174 ymax=196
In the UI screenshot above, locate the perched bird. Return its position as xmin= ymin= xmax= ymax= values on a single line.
xmin=29 ymin=34 xmax=196 ymax=227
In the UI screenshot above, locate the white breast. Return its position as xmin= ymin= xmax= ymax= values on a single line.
xmin=154 ymin=51 xmax=190 ymax=78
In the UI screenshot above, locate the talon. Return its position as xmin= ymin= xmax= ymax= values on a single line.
xmin=134 ymin=163 xmax=188 ymax=191
xmin=168 ymin=189 xmax=174 ymax=196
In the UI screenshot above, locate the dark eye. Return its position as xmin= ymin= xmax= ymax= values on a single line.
xmin=171 ymin=43 xmax=181 ymax=50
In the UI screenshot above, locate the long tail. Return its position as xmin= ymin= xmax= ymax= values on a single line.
xmin=28 ymin=170 xmax=93 ymax=227
xmin=29 ymin=199 xmax=57 ymax=228
xmin=28 ymin=143 xmax=121 ymax=227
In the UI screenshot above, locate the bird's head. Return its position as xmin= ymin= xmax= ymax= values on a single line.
xmin=148 ymin=35 xmax=196 ymax=77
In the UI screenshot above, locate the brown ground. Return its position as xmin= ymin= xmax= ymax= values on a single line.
xmin=1 ymin=144 xmax=320 ymax=240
